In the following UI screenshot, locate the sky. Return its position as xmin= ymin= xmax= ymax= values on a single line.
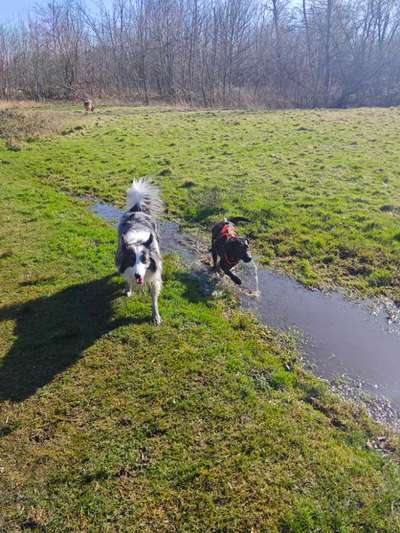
xmin=0 ymin=0 xmax=113 ymax=24
xmin=0 ymin=0 xmax=302 ymax=25
xmin=0 ymin=0 xmax=34 ymax=23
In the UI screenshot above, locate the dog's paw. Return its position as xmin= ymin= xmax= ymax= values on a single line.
xmin=152 ymin=315 xmax=162 ymax=326
xmin=126 ymin=289 xmax=133 ymax=297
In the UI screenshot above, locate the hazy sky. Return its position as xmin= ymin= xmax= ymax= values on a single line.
xmin=1 ymin=0 xmax=34 ymax=23
xmin=0 ymin=0 xmax=301 ymax=24
xmin=0 ymin=0 xmax=113 ymax=24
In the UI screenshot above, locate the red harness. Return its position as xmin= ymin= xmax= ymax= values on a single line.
xmin=220 ymin=224 xmax=238 ymax=240
xmin=219 ymin=223 xmax=239 ymax=267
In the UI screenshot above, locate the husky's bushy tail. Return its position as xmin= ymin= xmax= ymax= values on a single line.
xmin=126 ymin=178 xmax=164 ymax=217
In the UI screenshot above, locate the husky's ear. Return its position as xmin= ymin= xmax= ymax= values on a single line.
xmin=144 ymin=233 xmax=153 ymax=247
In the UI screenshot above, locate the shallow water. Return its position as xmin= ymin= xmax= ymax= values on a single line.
xmin=241 ymin=269 xmax=400 ymax=406
xmin=90 ymin=202 xmax=400 ymax=420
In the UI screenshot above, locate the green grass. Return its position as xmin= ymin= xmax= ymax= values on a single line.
xmin=0 ymin=107 xmax=400 ymax=531
xmin=1 ymin=104 xmax=399 ymax=301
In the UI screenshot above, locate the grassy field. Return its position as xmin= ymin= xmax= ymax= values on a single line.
xmin=0 ymin=104 xmax=400 ymax=531
xmin=1 ymin=103 xmax=399 ymax=301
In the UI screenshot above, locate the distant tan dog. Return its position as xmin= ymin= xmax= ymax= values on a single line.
xmin=83 ymin=98 xmax=94 ymax=112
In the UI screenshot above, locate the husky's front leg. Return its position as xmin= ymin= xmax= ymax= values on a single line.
xmin=150 ymin=279 xmax=162 ymax=325
xmin=126 ymin=275 xmax=134 ymax=297
xmin=126 ymin=278 xmax=145 ymax=297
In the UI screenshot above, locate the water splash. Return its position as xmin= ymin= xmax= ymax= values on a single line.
xmin=235 ymin=258 xmax=261 ymax=303
xmin=252 ymin=260 xmax=261 ymax=300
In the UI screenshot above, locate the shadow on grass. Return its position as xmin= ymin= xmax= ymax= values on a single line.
xmin=173 ymin=269 xmax=217 ymax=304
xmin=0 ymin=275 xmax=136 ymax=402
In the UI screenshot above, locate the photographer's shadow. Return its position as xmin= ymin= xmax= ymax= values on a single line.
xmin=0 ymin=275 xmax=131 ymax=402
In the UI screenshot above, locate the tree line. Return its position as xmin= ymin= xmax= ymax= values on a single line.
xmin=1 ymin=0 xmax=399 ymax=108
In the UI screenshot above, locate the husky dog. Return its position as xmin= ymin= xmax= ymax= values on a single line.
xmin=116 ymin=179 xmax=164 ymax=325
xmin=211 ymin=218 xmax=252 ymax=285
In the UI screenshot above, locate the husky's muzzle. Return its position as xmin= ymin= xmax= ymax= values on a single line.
xmin=135 ymin=273 xmax=144 ymax=285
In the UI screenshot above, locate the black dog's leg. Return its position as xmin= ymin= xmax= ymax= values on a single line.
xmin=222 ymin=266 xmax=242 ymax=285
xmin=211 ymin=243 xmax=219 ymax=271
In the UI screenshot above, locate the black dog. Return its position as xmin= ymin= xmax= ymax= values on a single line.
xmin=211 ymin=218 xmax=252 ymax=285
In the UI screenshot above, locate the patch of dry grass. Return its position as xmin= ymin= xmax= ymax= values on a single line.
xmin=0 ymin=106 xmax=90 ymax=151
xmin=0 ymin=99 xmax=43 ymax=110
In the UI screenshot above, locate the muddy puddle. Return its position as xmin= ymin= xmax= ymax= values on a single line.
xmin=90 ymin=202 xmax=400 ymax=429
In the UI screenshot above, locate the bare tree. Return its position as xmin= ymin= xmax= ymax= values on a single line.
xmin=0 ymin=0 xmax=399 ymax=107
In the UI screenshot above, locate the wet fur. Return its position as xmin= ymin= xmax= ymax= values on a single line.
xmin=211 ymin=219 xmax=252 ymax=285
xmin=115 ymin=179 xmax=164 ymax=325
